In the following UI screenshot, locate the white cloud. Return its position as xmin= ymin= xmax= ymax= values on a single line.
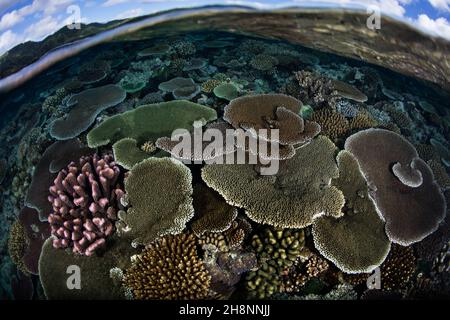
xmin=102 ymin=0 xmax=129 ymax=7
xmin=416 ymin=14 xmax=450 ymax=40
xmin=0 ymin=0 xmax=74 ymax=31
xmin=429 ymin=0 xmax=450 ymax=12
xmin=115 ymin=8 xmax=145 ymax=19
xmin=24 ymin=15 xmax=66 ymax=42
xmin=0 ymin=30 xmax=23 ymax=54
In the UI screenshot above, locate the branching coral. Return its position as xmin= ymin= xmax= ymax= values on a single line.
xmin=47 ymin=153 xmax=126 ymax=256
xmin=312 ymin=151 xmax=391 ymax=274
xmin=202 ymin=136 xmax=344 ymax=228
xmin=201 ymin=79 xmax=223 ymax=93
xmin=118 ymin=158 xmax=194 ymax=246
xmin=50 ymin=85 xmax=126 ymax=140
xmin=349 ymin=111 xmax=379 ymax=130
xmin=245 ymin=228 xmax=305 ymax=299
xmin=294 ymin=70 xmax=340 ymax=109
xmin=310 ymin=109 xmax=349 ymax=141
xmin=345 ymin=129 xmax=446 ymax=245
xmin=123 ymin=233 xmax=211 ymax=300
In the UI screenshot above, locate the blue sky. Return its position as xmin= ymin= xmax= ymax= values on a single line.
xmin=0 ymin=0 xmax=449 ymax=55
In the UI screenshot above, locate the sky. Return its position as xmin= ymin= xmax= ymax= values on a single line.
xmin=0 ymin=0 xmax=449 ymax=55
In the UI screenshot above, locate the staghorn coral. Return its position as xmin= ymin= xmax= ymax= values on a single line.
xmin=123 ymin=233 xmax=211 ymax=300
xmin=8 ymin=221 xmax=29 ymax=275
xmin=202 ymin=136 xmax=344 ymax=228
xmin=294 ymin=70 xmax=340 ymax=109
xmin=245 ymin=228 xmax=305 ymax=299
xmin=39 ymin=236 xmax=137 ymax=299
xmin=310 ymin=109 xmax=349 ymax=141
xmin=47 ymin=153 xmax=125 ymax=256
xmin=312 ymin=151 xmax=391 ymax=273
xmin=118 ymin=158 xmax=194 ymax=246
xmin=191 ymin=184 xmax=238 ymax=236
xmin=50 ymin=85 xmax=126 ymax=140
xmin=345 ymin=129 xmax=446 ymax=245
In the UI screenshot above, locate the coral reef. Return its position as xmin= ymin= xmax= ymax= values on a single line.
xmin=47 ymin=153 xmax=125 ymax=256
xmin=345 ymin=129 xmax=446 ymax=245
xmin=213 ymin=82 xmax=239 ymax=101
xmin=245 ymin=228 xmax=305 ymax=299
xmin=25 ymin=139 xmax=92 ymax=221
xmin=312 ymin=151 xmax=391 ymax=273
xmin=50 ymin=85 xmax=126 ymax=140
xmin=191 ymin=184 xmax=238 ymax=236
xmin=118 ymin=158 xmax=194 ymax=246
xmin=123 ymin=233 xmax=210 ymax=300
xmin=7 ymin=221 xmax=28 ymax=275
xmin=158 ymin=77 xmax=200 ymax=100
xmin=38 ymin=236 xmax=137 ymax=299
xmin=310 ymin=109 xmax=349 ymax=141
xmin=202 ymin=136 xmax=344 ymax=229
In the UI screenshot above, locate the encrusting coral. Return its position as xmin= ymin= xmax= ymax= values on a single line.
xmin=118 ymin=158 xmax=194 ymax=246
xmin=123 ymin=233 xmax=211 ymax=300
xmin=312 ymin=150 xmax=391 ymax=274
xmin=202 ymin=136 xmax=344 ymax=229
xmin=245 ymin=228 xmax=306 ymax=299
xmin=50 ymin=85 xmax=126 ymax=140
xmin=47 ymin=153 xmax=126 ymax=256
xmin=344 ymin=128 xmax=446 ymax=245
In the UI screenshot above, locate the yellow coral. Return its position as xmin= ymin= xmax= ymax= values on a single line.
xmin=7 ymin=221 xmax=29 ymax=274
xmin=123 ymin=233 xmax=211 ymax=300
xmin=310 ymin=109 xmax=350 ymax=140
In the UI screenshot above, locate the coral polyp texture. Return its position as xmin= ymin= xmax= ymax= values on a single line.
xmin=49 ymin=85 xmax=126 ymax=140
xmin=47 ymin=153 xmax=126 ymax=256
xmin=118 ymin=157 xmax=194 ymax=246
xmin=202 ymin=136 xmax=344 ymax=229
xmin=344 ymin=128 xmax=446 ymax=245
xmin=123 ymin=233 xmax=211 ymax=300
xmin=312 ymin=151 xmax=391 ymax=274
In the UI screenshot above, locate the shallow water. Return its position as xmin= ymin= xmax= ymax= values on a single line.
xmin=0 ymin=6 xmax=448 ymax=300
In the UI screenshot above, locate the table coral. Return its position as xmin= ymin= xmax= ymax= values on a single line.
xmin=123 ymin=233 xmax=211 ymax=300
xmin=191 ymin=184 xmax=238 ymax=236
xmin=48 ymin=153 xmax=125 ymax=256
xmin=50 ymin=84 xmax=126 ymax=140
xmin=312 ymin=151 xmax=391 ymax=274
xmin=202 ymin=136 xmax=344 ymax=229
xmin=345 ymin=128 xmax=446 ymax=245
xmin=118 ymin=158 xmax=194 ymax=246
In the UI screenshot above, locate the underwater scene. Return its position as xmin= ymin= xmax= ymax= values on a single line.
xmin=0 ymin=3 xmax=449 ymax=303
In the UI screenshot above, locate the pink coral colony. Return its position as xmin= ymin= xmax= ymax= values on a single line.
xmin=47 ymin=153 xmax=125 ymax=256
